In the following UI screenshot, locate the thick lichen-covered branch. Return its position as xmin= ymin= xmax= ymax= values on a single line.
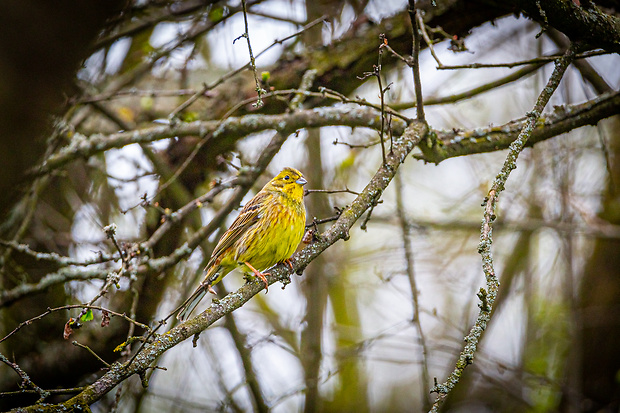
xmin=429 ymin=44 xmax=577 ymax=413
xmin=30 ymin=107 xmax=403 ymax=177
xmin=14 ymin=121 xmax=428 ymax=413
xmin=418 ymin=90 xmax=620 ymax=164
xmin=33 ymin=88 xmax=619 ymax=179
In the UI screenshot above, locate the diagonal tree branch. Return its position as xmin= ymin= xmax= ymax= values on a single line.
xmin=429 ymin=43 xmax=578 ymax=413
xmin=15 ymin=120 xmax=428 ymax=413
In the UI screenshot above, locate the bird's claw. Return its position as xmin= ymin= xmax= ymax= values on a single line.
xmin=200 ymin=281 xmax=217 ymax=295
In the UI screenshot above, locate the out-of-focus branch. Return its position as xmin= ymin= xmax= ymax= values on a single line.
xmin=372 ymin=215 xmax=620 ymax=240
xmin=0 ymin=240 xmax=118 ymax=267
xmin=392 ymin=62 xmax=546 ymax=110
xmin=394 ymin=173 xmax=432 ymax=409
xmin=220 ymin=284 xmax=269 ymax=413
xmin=545 ymin=28 xmax=612 ymax=94
xmin=0 ymin=268 xmax=108 ymax=308
xmin=17 ymin=120 xmax=428 ymax=413
xmin=429 ymin=44 xmax=577 ymax=412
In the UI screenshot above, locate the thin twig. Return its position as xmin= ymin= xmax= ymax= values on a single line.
xmin=0 ymin=304 xmax=150 ymax=344
xmin=376 ymin=37 xmax=388 ymax=165
xmin=0 ymin=352 xmax=50 ymax=402
xmin=391 ymin=62 xmax=545 ymax=110
xmin=416 ymin=11 xmax=443 ymax=68
xmin=0 ymin=239 xmax=119 ymax=267
xmin=408 ymin=0 xmax=425 ymax=121
xmin=72 ymin=341 xmax=111 ymax=368
xmin=437 ymin=49 xmax=606 ymax=70
xmin=305 ymin=188 xmax=360 ymax=196
xmin=0 ymin=386 xmax=85 ymax=399
xmin=332 ymin=138 xmax=381 ymax=149
xmin=239 ymin=0 xmax=265 ymax=107
xmin=360 ymin=35 xmax=393 ymax=166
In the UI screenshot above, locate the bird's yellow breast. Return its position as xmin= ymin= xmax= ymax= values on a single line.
xmin=225 ymin=191 xmax=306 ymax=272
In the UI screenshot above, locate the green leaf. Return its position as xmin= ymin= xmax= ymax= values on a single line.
xmin=81 ymin=309 xmax=94 ymax=322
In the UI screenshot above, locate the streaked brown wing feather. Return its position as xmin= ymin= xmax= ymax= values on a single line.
xmin=206 ymin=191 xmax=268 ymax=267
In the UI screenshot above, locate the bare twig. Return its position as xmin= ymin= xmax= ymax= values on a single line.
xmin=416 ymin=11 xmax=443 ymax=68
xmin=437 ymin=49 xmax=606 ymax=70
xmin=0 ymin=352 xmax=50 ymax=402
xmin=0 ymin=239 xmax=118 ymax=267
xmin=0 ymin=386 xmax=85 ymax=399
xmin=408 ymin=0 xmax=425 ymax=121
xmin=72 ymin=341 xmax=111 ymax=368
xmin=359 ymin=36 xmax=392 ymax=166
xmin=239 ymin=0 xmax=265 ymax=107
xmin=392 ymin=62 xmax=545 ymax=110
xmin=305 ymin=188 xmax=360 ymax=196
xmin=0 ymin=304 xmax=150 ymax=344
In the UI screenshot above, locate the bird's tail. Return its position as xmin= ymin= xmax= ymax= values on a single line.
xmin=176 ymin=265 xmax=224 ymax=321
xmin=176 ymin=287 xmax=207 ymax=321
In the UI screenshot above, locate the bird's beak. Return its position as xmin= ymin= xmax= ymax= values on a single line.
xmin=296 ymin=177 xmax=307 ymax=185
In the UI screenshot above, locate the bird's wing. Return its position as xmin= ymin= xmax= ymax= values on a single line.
xmin=206 ymin=191 xmax=268 ymax=267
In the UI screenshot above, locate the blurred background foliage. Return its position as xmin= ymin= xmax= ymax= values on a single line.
xmin=0 ymin=0 xmax=619 ymax=412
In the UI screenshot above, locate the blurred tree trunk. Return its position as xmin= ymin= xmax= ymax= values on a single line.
xmin=0 ymin=2 xmax=126 ymax=409
xmin=574 ymin=117 xmax=620 ymax=412
xmin=0 ymin=0 xmax=125 ymax=222
xmin=300 ymin=129 xmax=329 ymax=413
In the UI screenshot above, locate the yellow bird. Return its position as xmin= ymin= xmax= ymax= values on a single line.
xmin=177 ymin=167 xmax=307 ymax=321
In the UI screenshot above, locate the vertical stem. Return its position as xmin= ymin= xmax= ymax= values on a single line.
xmin=554 ymin=138 xmax=582 ymax=412
xmin=376 ymin=47 xmax=388 ymax=166
xmin=240 ymin=0 xmax=264 ymax=107
xmin=222 ymin=305 xmax=270 ymax=413
xmin=408 ymin=0 xmax=425 ymax=121
xmin=395 ymin=173 xmax=432 ymax=410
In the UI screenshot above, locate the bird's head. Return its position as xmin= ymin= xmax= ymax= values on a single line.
xmin=266 ymin=167 xmax=307 ymax=200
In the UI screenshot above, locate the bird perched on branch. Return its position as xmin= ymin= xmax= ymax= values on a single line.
xmin=177 ymin=167 xmax=307 ymax=321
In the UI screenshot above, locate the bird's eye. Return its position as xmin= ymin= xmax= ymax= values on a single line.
xmin=284 ymin=175 xmax=290 ymax=180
